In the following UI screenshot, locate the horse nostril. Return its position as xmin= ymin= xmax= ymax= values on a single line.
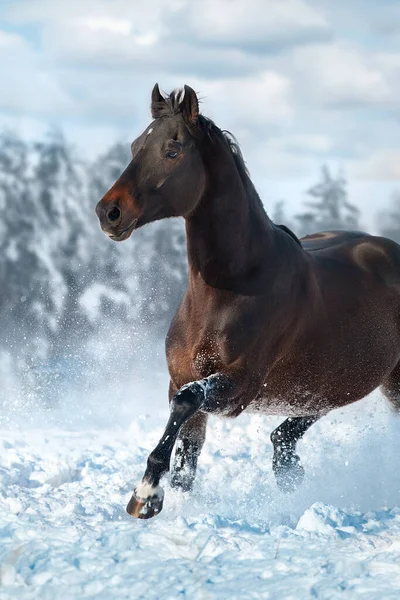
xmin=107 ymin=206 xmax=121 ymax=223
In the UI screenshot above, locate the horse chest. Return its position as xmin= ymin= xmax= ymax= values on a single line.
xmin=168 ymin=297 xmax=274 ymax=387
xmin=168 ymin=324 xmax=235 ymax=385
xmin=191 ymin=340 xmax=223 ymax=378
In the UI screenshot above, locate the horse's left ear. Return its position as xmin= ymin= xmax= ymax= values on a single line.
xmin=180 ymin=85 xmax=199 ymax=126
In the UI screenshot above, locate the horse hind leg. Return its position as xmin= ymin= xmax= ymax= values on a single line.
xmin=171 ymin=411 xmax=208 ymax=492
xmin=270 ymin=415 xmax=320 ymax=493
xmin=381 ymin=362 xmax=400 ymax=412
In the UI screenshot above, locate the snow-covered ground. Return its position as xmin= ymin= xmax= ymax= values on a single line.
xmin=2 ymin=372 xmax=400 ymax=599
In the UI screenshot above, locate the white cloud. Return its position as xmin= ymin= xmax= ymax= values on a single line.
xmin=193 ymin=72 xmax=293 ymax=127
xmin=77 ymin=17 xmax=132 ymax=36
xmin=271 ymin=134 xmax=333 ymax=154
xmin=0 ymin=29 xmax=76 ymax=117
xmin=0 ymin=0 xmax=330 ymax=72
xmin=0 ymin=0 xmax=398 ymax=205
xmin=178 ymin=0 xmax=330 ymax=50
xmin=291 ymin=41 xmax=394 ymax=108
xmin=0 ymin=29 xmax=26 ymax=49
xmin=0 ymin=114 xmax=48 ymax=141
xmin=349 ymin=150 xmax=400 ymax=181
xmin=75 ymin=16 xmax=159 ymax=46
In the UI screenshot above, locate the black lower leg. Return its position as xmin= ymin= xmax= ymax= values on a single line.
xmin=142 ymin=383 xmax=204 ymax=488
xmin=271 ymin=415 xmax=319 ymax=493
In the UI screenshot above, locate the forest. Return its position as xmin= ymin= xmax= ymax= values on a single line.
xmin=0 ymin=129 xmax=398 ymax=408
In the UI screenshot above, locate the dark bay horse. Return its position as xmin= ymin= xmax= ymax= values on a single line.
xmin=96 ymin=84 xmax=400 ymax=519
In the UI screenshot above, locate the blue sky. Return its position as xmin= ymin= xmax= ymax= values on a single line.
xmin=0 ymin=0 xmax=399 ymax=229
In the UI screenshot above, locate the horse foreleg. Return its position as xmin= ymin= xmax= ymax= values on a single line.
xmin=126 ymin=381 xmax=203 ymax=519
xmin=270 ymin=415 xmax=320 ymax=493
xmin=127 ymin=370 xmax=250 ymax=519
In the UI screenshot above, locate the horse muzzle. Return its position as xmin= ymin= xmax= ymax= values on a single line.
xmin=96 ymin=199 xmax=139 ymax=242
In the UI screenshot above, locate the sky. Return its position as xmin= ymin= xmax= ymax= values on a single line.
xmin=0 ymin=0 xmax=399 ymax=229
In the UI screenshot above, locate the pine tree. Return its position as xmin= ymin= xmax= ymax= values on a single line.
xmin=0 ymin=130 xmax=191 ymax=402
xmin=0 ymin=131 xmax=48 ymax=351
xmin=295 ymin=165 xmax=360 ymax=237
xmin=32 ymin=129 xmax=93 ymax=349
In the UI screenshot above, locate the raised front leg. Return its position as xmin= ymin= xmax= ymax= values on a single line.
xmin=127 ymin=369 xmax=252 ymax=519
xmin=271 ymin=415 xmax=319 ymax=493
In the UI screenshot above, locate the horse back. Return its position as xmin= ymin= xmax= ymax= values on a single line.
xmin=301 ymin=230 xmax=368 ymax=252
xmin=302 ymin=230 xmax=400 ymax=286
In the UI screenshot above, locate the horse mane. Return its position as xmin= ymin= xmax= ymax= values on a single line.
xmin=201 ymin=119 xmax=273 ymax=228
xmin=197 ymin=113 xmax=269 ymax=223
xmin=276 ymin=224 xmax=302 ymax=246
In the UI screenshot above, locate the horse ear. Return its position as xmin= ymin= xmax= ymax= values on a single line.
xmin=180 ymin=85 xmax=199 ymax=126
xmin=151 ymin=83 xmax=166 ymax=118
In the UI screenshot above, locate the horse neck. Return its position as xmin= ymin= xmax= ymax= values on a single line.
xmin=185 ymin=137 xmax=278 ymax=289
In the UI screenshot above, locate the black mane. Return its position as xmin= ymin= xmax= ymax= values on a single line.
xmin=276 ymin=224 xmax=302 ymax=246
xmin=197 ymin=115 xmax=269 ymax=223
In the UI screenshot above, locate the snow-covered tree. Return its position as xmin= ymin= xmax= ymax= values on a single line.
xmin=85 ymin=142 xmax=140 ymax=325
xmin=295 ymin=166 xmax=360 ymax=237
xmin=0 ymin=131 xmax=55 ymax=356
xmin=31 ymin=129 xmax=92 ymax=347
xmin=138 ymin=218 xmax=187 ymax=337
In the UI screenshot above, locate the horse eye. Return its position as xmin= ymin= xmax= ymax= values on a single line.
xmin=165 ymin=150 xmax=179 ymax=159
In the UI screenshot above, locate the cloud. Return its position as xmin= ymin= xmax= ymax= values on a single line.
xmin=191 ymin=71 xmax=294 ymax=127
xmin=349 ymin=150 xmax=400 ymax=181
xmin=77 ymin=17 xmax=133 ymax=37
xmin=291 ymin=41 xmax=394 ymax=109
xmin=0 ymin=28 xmax=76 ymax=117
xmin=0 ymin=29 xmax=26 ymax=49
xmin=270 ymin=134 xmax=333 ymax=155
xmin=1 ymin=0 xmax=331 ymax=72
xmin=171 ymin=0 xmax=332 ymax=52
xmin=0 ymin=0 xmax=398 ymax=207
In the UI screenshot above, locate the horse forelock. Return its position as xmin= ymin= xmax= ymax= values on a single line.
xmin=152 ymin=88 xmax=187 ymax=119
xmin=171 ymin=87 xmax=186 ymax=105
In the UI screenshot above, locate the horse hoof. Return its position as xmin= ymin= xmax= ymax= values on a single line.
xmin=273 ymin=454 xmax=305 ymax=494
xmin=126 ymin=484 xmax=164 ymax=519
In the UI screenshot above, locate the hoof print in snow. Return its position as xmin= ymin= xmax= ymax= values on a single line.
xmin=126 ymin=487 xmax=164 ymax=519
xmin=273 ymin=453 xmax=305 ymax=494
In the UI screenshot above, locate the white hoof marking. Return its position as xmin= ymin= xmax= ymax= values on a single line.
xmin=135 ymin=481 xmax=164 ymax=500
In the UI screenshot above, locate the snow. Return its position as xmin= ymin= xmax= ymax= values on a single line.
xmin=2 ymin=376 xmax=400 ymax=599
xmin=79 ymin=284 xmax=131 ymax=323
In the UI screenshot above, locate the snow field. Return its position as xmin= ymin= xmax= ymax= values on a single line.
xmin=1 ymin=381 xmax=400 ymax=599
